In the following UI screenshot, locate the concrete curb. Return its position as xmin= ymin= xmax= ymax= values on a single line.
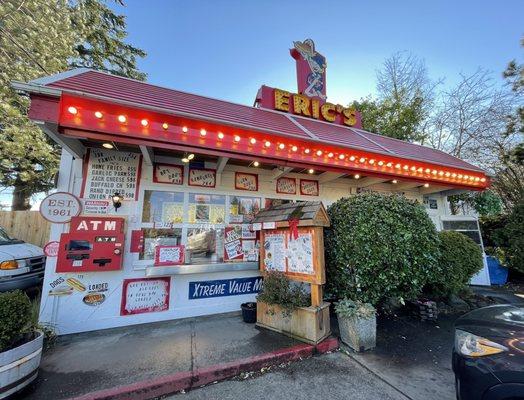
xmin=69 ymin=338 xmax=338 ymax=400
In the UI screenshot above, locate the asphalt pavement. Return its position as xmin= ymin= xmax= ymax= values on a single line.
xmin=169 ymin=352 xmax=410 ymax=400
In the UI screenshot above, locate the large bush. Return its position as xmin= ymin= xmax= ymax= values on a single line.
xmin=503 ymin=201 xmax=524 ymax=273
xmin=425 ymin=231 xmax=483 ymax=297
xmin=325 ymin=193 xmax=439 ymax=306
xmin=0 ymin=290 xmax=32 ymax=352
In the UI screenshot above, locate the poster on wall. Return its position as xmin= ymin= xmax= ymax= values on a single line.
xmin=286 ymin=232 xmax=314 ymax=275
xmin=121 ymin=277 xmax=170 ymax=315
xmin=188 ymin=168 xmax=216 ymax=187
xmin=224 ymin=226 xmax=243 ymax=261
xmin=235 ymin=172 xmax=258 ymax=191
xmin=154 ymin=245 xmax=185 ymax=266
xmin=263 ymin=232 xmax=286 ymax=272
xmin=81 ymin=148 xmax=142 ymax=201
xmin=153 ymin=163 xmax=184 ymax=185
xmin=276 ymin=177 xmax=297 ymax=194
xmin=229 ymin=196 xmax=261 ymax=223
xmin=300 ymin=179 xmax=319 ymax=196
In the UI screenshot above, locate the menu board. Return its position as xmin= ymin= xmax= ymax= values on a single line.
xmin=82 ymin=148 xmax=141 ymax=201
xmin=300 ymin=179 xmax=319 ymax=196
xmin=120 ymin=277 xmax=170 ymax=315
xmin=276 ymin=177 xmax=297 ymax=194
xmin=263 ymin=232 xmax=286 ymax=272
xmin=235 ymin=172 xmax=258 ymax=191
xmin=153 ymin=163 xmax=183 ymax=185
xmin=189 ymin=168 xmax=216 ymax=187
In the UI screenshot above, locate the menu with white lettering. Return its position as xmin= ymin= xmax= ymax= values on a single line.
xmin=263 ymin=233 xmax=286 ymax=272
xmin=82 ymin=148 xmax=141 ymax=201
xmin=286 ymin=232 xmax=314 ymax=275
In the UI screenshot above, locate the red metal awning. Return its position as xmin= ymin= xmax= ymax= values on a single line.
xmin=20 ymin=69 xmax=489 ymax=190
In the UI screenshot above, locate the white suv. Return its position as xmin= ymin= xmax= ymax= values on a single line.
xmin=0 ymin=226 xmax=45 ymax=292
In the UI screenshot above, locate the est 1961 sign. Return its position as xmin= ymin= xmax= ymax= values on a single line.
xmin=39 ymin=192 xmax=82 ymax=223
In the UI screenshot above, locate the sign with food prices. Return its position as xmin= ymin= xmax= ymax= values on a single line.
xmin=121 ymin=277 xmax=170 ymax=315
xmin=276 ymin=177 xmax=297 ymax=194
xmin=188 ymin=168 xmax=216 ymax=187
xmin=286 ymin=232 xmax=314 ymax=275
xmin=39 ymin=192 xmax=82 ymax=223
xmin=235 ymin=172 xmax=258 ymax=191
xmin=300 ymin=179 xmax=319 ymax=196
xmin=82 ymin=199 xmax=110 ymax=215
xmin=154 ymin=245 xmax=185 ymax=266
xmin=153 ymin=163 xmax=184 ymax=185
xmin=224 ymin=226 xmax=243 ymax=261
xmin=82 ymin=148 xmax=142 ymax=201
xmin=263 ymin=232 xmax=286 ymax=272
xmin=188 ymin=276 xmax=263 ymax=300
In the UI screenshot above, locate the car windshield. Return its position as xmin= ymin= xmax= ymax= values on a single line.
xmin=0 ymin=227 xmax=13 ymax=243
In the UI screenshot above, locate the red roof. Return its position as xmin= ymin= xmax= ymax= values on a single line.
xmin=35 ymin=69 xmax=483 ymax=174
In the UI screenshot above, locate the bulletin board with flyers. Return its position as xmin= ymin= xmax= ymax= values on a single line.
xmin=253 ymin=201 xmax=330 ymax=287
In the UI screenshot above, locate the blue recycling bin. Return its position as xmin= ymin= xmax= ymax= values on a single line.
xmin=487 ymin=256 xmax=508 ymax=285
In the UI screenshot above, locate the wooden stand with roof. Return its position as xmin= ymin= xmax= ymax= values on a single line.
xmin=253 ymin=201 xmax=331 ymax=344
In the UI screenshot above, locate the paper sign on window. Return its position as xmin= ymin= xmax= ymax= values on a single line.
xmin=154 ymin=245 xmax=185 ymax=266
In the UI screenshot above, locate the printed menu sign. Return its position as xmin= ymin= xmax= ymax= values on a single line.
xmin=121 ymin=278 xmax=170 ymax=315
xmin=82 ymin=148 xmax=141 ymax=201
xmin=263 ymin=232 xmax=286 ymax=272
xmin=300 ymin=179 xmax=319 ymax=196
xmin=276 ymin=177 xmax=297 ymax=194
xmin=189 ymin=168 xmax=216 ymax=187
xmin=235 ymin=172 xmax=258 ymax=191
xmin=154 ymin=163 xmax=183 ymax=185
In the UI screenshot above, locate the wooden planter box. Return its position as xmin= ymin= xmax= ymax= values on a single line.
xmin=256 ymin=301 xmax=331 ymax=344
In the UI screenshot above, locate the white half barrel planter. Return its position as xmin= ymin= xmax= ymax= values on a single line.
xmin=0 ymin=331 xmax=43 ymax=399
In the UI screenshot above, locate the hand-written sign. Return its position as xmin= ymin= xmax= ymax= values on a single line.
xmin=276 ymin=177 xmax=297 ymax=194
xmin=153 ymin=163 xmax=183 ymax=185
xmin=286 ymin=232 xmax=314 ymax=275
xmin=121 ymin=277 xmax=170 ymax=315
xmin=189 ymin=168 xmax=216 ymax=187
xmin=154 ymin=245 xmax=185 ymax=266
xmin=263 ymin=232 xmax=286 ymax=272
xmin=189 ymin=277 xmax=263 ymax=299
xmin=39 ymin=192 xmax=82 ymax=223
xmin=224 ymin=226 xmax=243 ymax=261
xmin=235 ymin=172 xmax=258 ymax=191
xmin=82 ymin=148 xmax=141 ymax=201
xmin=300 ymin=179 xmax=319 ymax=196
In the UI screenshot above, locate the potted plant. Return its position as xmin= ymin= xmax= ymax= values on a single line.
xmin=335 ymin=298 xmax=376 ymax=352
xmin=256 ymin=271 xmax=330 ymax=344
xmin=0 ymin=291 xmax=45 ymax=398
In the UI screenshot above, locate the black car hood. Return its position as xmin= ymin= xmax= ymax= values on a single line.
xmin=455 ymin=305 xmax=524 ymax=338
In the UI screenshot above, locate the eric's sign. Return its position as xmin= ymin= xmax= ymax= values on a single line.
xmin=188 ymin=277 xmax=263 ymax=300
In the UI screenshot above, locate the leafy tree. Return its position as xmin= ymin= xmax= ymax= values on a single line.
xmin=448 ymin=190 xmax=503 ymax=216
xmin=0 ymin=0 xmax=146 ymax=210
xmin=351 ymin=52 xmax=437 ymax=142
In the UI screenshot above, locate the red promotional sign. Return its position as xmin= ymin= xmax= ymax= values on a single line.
xmin=43 ymin=241 xmax=60 ymax=257
xmin=154 ymin=245 xmax=185 ymax=266
xmin=121 ymin=277 xmax=170 ymax=316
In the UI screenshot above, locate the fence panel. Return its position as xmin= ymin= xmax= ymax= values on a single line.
xmin=0 ymin=211 xmax=50 ymax=248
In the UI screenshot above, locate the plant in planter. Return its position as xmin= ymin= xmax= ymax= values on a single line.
xmin=256 ymin=271 xmax=310 ymax=317
xmin=0 ymin=290 xmax=45 ymax=399
xmin=335 ymin=299 xmax=376 ymax=351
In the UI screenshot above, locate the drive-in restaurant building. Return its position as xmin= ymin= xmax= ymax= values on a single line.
xmin=14 ymin=39 xmax=491 ymax=335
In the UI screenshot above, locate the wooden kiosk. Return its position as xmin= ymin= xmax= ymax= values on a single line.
xmin=253 ymin=201 xmax=331 ymax=344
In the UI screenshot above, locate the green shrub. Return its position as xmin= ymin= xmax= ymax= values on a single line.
xmin=0 ymin=290 xmax=32 ymax=352
xmin=257 ymin=271 xmax=310 ymax=316
xmin=503 ymin=201 xmax=524 ymax=273
xmin=425 ymin=231 xmax=483 ymax=297
xmin=325 ymin=193 xmax=439 ymax=306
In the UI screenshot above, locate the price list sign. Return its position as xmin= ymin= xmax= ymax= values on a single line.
xmin=82 ymin=148 xmax=142 ymax=201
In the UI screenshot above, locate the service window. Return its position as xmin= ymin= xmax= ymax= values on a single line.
xmin=140 ymin=228 xmax=183 ymax=260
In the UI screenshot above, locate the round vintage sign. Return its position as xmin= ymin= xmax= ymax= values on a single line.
xmin=43 ymin=241 xmax=60 ymax=257
xmin=39 ymin=192 xmax=82 ymax=223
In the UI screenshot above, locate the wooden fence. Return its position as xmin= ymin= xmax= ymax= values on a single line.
xmin=0 ymin=211 xmax=50 ymax=248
